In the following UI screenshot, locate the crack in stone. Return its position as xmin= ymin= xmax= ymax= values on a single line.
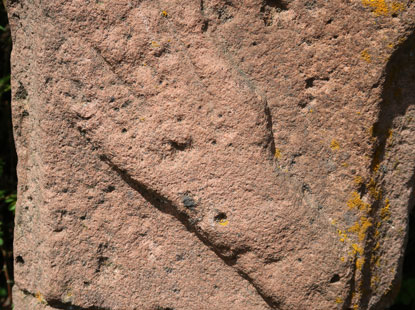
xmin=98 ymin=154 xmax=277 ymax=309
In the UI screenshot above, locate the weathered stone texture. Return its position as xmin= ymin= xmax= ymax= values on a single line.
xmin=7 ymin=0 xmax=415 ymax=309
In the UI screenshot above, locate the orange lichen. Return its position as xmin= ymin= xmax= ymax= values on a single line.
xmin=330 ymin=139 xmax=340 ymax=150
xmin=359 ymin=217 xmax=372 ymax=241
xmin=354 ymin=176 xmax=364 ymax=187
xmin=380 ymin=198 xmax=391 ymax=220
xmin=356 ymin=257 xmax=365 ymax=270
xmin=368 ymin=178 xmax=382 ymax=200
xmin=161 ymin=10 xmax=168 ymax=17
xmin=361 ymin=49 xmax=372 ymax=63
xmin=348 ymin=217 xmax=372 ymax=241
xmin=352 ymin=243 xmax=364 ymax=256
xmin=274 ymin=148 xmax=282 ymax=160
xmin=35 ymin=292 xmax=47 ymax=304
xmin=347 ymin=191 xmax=371 ymax=212
xmin=362 ymin=0 xmax=405 ymax=16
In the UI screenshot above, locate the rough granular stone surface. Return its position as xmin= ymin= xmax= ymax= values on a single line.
xmin=7 ymin=0 xmax=415 ymax=309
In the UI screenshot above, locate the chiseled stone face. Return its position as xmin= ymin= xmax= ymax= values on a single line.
xmin=7 ymin=0 xmax=415 ymax=309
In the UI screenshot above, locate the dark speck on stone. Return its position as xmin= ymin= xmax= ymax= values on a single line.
xmin=182 ymin=195 xmax=196 ymax=209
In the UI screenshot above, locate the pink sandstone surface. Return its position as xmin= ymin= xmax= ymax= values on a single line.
xmin=6 ymin=0 xmax=415 ymax=309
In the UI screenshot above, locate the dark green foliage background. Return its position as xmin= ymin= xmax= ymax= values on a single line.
xmin=0 ymin=1 xmax=15 ymax=308
xmin=0 ymin=1 xmax=413 ymax=309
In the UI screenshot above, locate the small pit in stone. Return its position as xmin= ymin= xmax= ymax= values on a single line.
xmin=260 ymin=0 xmax=288 ymax=26
xmin=103 ymin=185 xmax=115 ymax=193
xmin=261 ymin=0 xmax=288 ymax=11
xmin=169 ymin=139 xmax=192 ymax=151
xmin=330 ymin=274 xmax=340 ymax=283
xmin=16 ymin=256 xmax=25 ymax=264
xmin=214 ymin=212 xmax=227 ymax=222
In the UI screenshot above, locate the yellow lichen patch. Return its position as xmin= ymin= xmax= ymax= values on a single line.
xmin=348 ymin=217 xmax=372 ymax=241
xmin=336 ymin=297 xmax=343 ymax=304
xmin=347 ymin=192 xmax=371 ymax=213
xmin=341 ymin=256 xmax=346 ymax=262
xmin=218 ymin=219 xmax=229 ymax=226
xmin=274 ymin=148 xmax=282 ymax=160
xmin=353 ymin=305 xmax=359 ymax=310
xmin=359 ymin=217 xmax=372 ymax=241
xmin=151 ymin=41 xmax=160 ymax=48
xmin=380 ymin=198 xmax=391 ymax=220
xmin=35 ymin=292 xmax=47 ymax=304
xmin=354 ymin=176 xmax=364 ymax=187
xmin=387 ymin=129 xmax=393 ymax=141
xmin=368 ymin=125 xmax=375 ymax=137
xmin=356 ymin=257 xmax=365 ymax=270
xmin=337 ymin=229 xmax=348 ymax=242
xmin=161 ymin=10 xmax=168 ymax=17
xmin=362 ymin=0 xmax=405 ymax=16
xmin=348 ymin=222 xmax=360 ymax=234
xmin=352 ymin=243 xmax=364 ymax=256
xmin=361 ymin=49 xmax=372 ymax=63
xmin=368 ymin=178 xmax=382 ymax=200
xmin=330 ymin=139 xmax=340 ymax=151
xmin=341 ymin=162 xmax=349 ymax=167
xmin=371 ymin=275 xmax=380 ymax=288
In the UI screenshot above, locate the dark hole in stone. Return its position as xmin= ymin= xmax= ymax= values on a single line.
xmin=326 ymin=18 xmax=333 ymax=24
xmin=330 ymin=274 xmax=340 ymax=283
xmin=15 ymin=83 xmax=28 ymax=100
xmin=252 ymin=41 xmax=258 ymax=46
xmin=201 ymin=20 xmax=209 ymax=32
xmin=16 ymin=256 xmax=24 ymax=264
xmin=261 ymin=0 xmax=288 ymax=12
xmin=298 ymin=100 xmax=308 ymax=108
xmin=121 ymin=128 xmax=127 ymax=133
xmin=302 ymin=183 xmax=311 ymax=193
xmin=121 ymin=100 xmax=130 ymax=108
xmin=80 ymin=215 xmax=86 ymax=220
xmin=103 ymin=185 xmax=115 ymax=193
xmin=169 ymin=140 xmax=191 ymax=151
xmin=109 ymin=97 xmax=115 ymax=103
xmin=214 ymin=212 xmax=227 ymax=222
xmin=164 ymin=266 xmax=173 ymax=273
xmin=305 ymin=77 xmax=315 ymax=88
xmin=211 ymin=139 xmax=216 ymax=145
